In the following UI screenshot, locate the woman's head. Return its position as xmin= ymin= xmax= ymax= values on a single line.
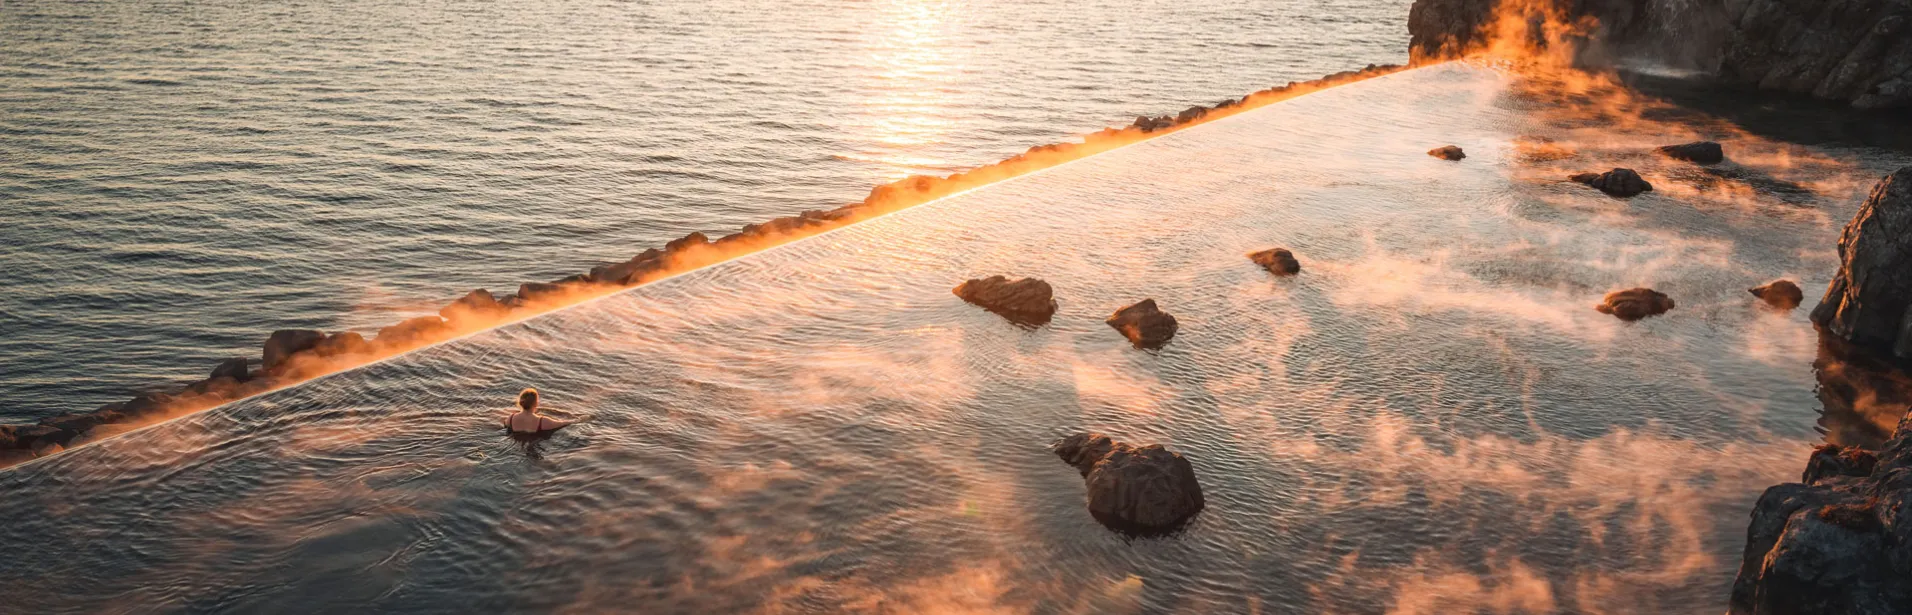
xmin=518 ymin=388 xmax=539 ymax=411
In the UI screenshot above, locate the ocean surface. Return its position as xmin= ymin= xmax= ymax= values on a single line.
xmin=5 ymin=62 xmax=1912 ymax=613
xmin=0 ymin=0 xmax=1413 ymax=422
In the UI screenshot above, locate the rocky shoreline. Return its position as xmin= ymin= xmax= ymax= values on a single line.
xmin=0 ymin=63 xmax=1403 ymax=468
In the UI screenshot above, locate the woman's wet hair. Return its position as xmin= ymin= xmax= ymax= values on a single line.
xmin=518 ymin=387 xmax=539 ymax=410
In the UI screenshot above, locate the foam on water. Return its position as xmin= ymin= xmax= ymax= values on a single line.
xmin=1 ymin=64 xmax=1908 ymax=613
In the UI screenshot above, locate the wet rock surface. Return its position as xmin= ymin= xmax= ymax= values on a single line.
xmin=1721 ymin=0 xmax=1912 ymax=109
xmin=1595 ymin=288 xmax=1676 ymax=321
xmin=1731 ymin=419 xmax=1912 ymax=614
xmin=1106 ymin=299 xmax=1179 ymax=348
xmin=1052 ymin=432 xmax=1205 ymax=534
xmin=952 ymin=275 xmax=1058 ymax=325
xmin=1658 ymin=141 xmax=1725 ymax=164
xmin=1570 ymin=168 xmax=1654 ymax=197
xmin=1813 ymin=167 xmax=1912 ymax=358
xmin=1427 ymin=144 xmax=1465 ymax=160
xmin=262 ymin=329 xmax=326 ymax=371
xmin=1751 ymin=279 xmax=1805 ymax=310
xmin=1248 ymin=248 xmax=1301 ymax=276
xmin=1408 ymin=0 xmax=1911 ymax=109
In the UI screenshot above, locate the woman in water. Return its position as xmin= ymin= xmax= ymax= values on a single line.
xmin=503 ymin=388 xmax=572 ymax=433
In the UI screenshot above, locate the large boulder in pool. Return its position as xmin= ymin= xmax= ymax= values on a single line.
xmin=1730 ymin=419 xmax=1912 ymax=614
xmin=1248 ymin=248 xmax=1301 ymax=275
xmin=262 ymin=329 xmax=326 ymax=371
xmin=1570 ymin=168 xmax=1654 ymax=197
xmin=1813 ymin=168 xmax=1912 ymax=358
xmin=1751 ymin=279 xmax=1805 ymax=310
xmin=1106 ymin=299 xmax=1179 ymax=349
xmin=953 ymin=275 xmax=1057 ymax=325
xmin=1595 ymin=288 xmax=1675 ymax=321
xmin=1658 ymin=141 xmax=1725 ymax=164
xmin=1427 ymin=145 xmax=1465 ymax=161
xmin=1053 ymin=432 xmax=1205 ymax=534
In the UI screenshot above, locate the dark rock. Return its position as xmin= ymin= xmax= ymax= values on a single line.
xmin=1751 ymin=279 xmax=1805 ymax=310
xmin=1720 ymin=0 xmax=1912 ymax=109
xmin=665 ymin=232 xmax=710 ymax=253
xmin=1813 ymin=168 xmax=1912 ymax=358
xmin=210 ymin=357 xmax=252 ymax=383
xmin=0 ymin=425 xmax=14 ymax=450
xmin=1804 ymin=444 xmax=1878 ymax=484
xmin=41 ymin=409 xmax=124 ymax=434
xmin=118 ymin=392 xmax=176 ymax=420
xmin=1595 ymin=288 xmax=1676 ymax=321
xmin=375 ymin=316 xmax=448 ymax=348
xmin=1408 ymin=0 xmax=1909 ymax=109
xmin=518 ymin=281 xmax=569 ymax=303
xmin=1053 ymin=432 xmax=1116 ymax=476
xmin=1427 ymin=145 xmax=1466 ymax=161
xmin=185 ymin=376 xmax=241 ymax=398
xmin=1175 ymin=105 xmax=1208 ymax=124
xmin=262 ymin=329 xmax=326 ymax=371
xmin=1052 ymin=432 xmax=1205 ymax=535
xmin=1106 ymin=299 xmax=1179 ymax=348
xmin=10 ymin=424 xmax=65 ymax=449
xmin=440 ymin=289 xmax=506 ymax=322
xmin=1658 ymin=141 xmax=1725 ymax=164
xmin=952 ymin=275 xmax=1058 ymax=325
xmin=313 ymin=331 xmax=372 ymax=357
xmin=1731 ymin=412 xmax=1912 ymax=614
xmin=1248 ymin=248 xmax=1301 ymax=275
xmin=1570 ymin=168 xmax=1654 ymax=197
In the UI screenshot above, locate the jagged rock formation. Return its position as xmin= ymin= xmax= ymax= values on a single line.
xmin=1658 ymin=141 xmax=1725 ymax=164
xmin=1427 ymin=145 xmax=1466 ymax=160
xmin=1053 ymin=433 xmax=1206 ymax=534
xmin=953 ymin=276 xmax=1058 ymax=325
xmin=1107 ymin=299 xmax=1180 ymax=349
xmin=1595 ymin=287 xmax=1676 ymax=320
xmin=1751 ymin=279 xmax=1805 ymax=310
xmin=1406 ymin=0 xmax=1912 ymax=109
xmin=1248 ymin=248 xmax=1302 ymax=276
xmin=1720 ymin=0 xmax=1912 ymax=109
xmin=1730 ymin=419 xmax=1912 ymax=614
xmin=1813 ymin=167 xmax=1912 ymax=357
xmin=1571 ymin=168 xmax=1654 ymax=197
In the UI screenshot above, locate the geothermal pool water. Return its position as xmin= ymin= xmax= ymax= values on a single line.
xmin=2 ymin=64 xmax=1909 ymax=613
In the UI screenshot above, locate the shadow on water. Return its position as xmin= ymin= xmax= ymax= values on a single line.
xmin=1619 ymin=70 xmax=1912 ymax=153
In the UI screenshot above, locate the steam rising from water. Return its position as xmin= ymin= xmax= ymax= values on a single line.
xmin=1 ymin=64 xmax=1907 ymax=613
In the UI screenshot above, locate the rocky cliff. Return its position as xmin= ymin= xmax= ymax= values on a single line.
xmin=1406 ymin=0 xmax=1912 ymax=109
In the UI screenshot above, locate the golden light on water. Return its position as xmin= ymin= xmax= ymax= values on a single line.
xmin=854 ymin=0 xmax=963 ymax=175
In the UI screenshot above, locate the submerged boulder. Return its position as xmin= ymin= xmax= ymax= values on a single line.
xmin=1751 ymin=279 xmax=1805 ymax=310
xmin=1427 ymin=145 xmax=1466 ymax=161
xmin=1053 ymin=432 xmax=1205 ymax=534
xmin=1570 ymin=168 xmax=1654 ymax=197
xmin=1812 ymin=168 xmax=1912 ymax=358
xmin=262 ymin=329 xmax=326 ymax=371
xmin=1658 ymin=141 xmax=1725 ymax=164
xmin=952 ymin=275 xmax=1058 ymax=325
xmin=1248 ymin=248 xmax=1301 ymax=275
xmin=1107 ymin=299 xmax=1179 ymax=349
xmin=1595 ymin=288 xmax=1676 ymax=321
